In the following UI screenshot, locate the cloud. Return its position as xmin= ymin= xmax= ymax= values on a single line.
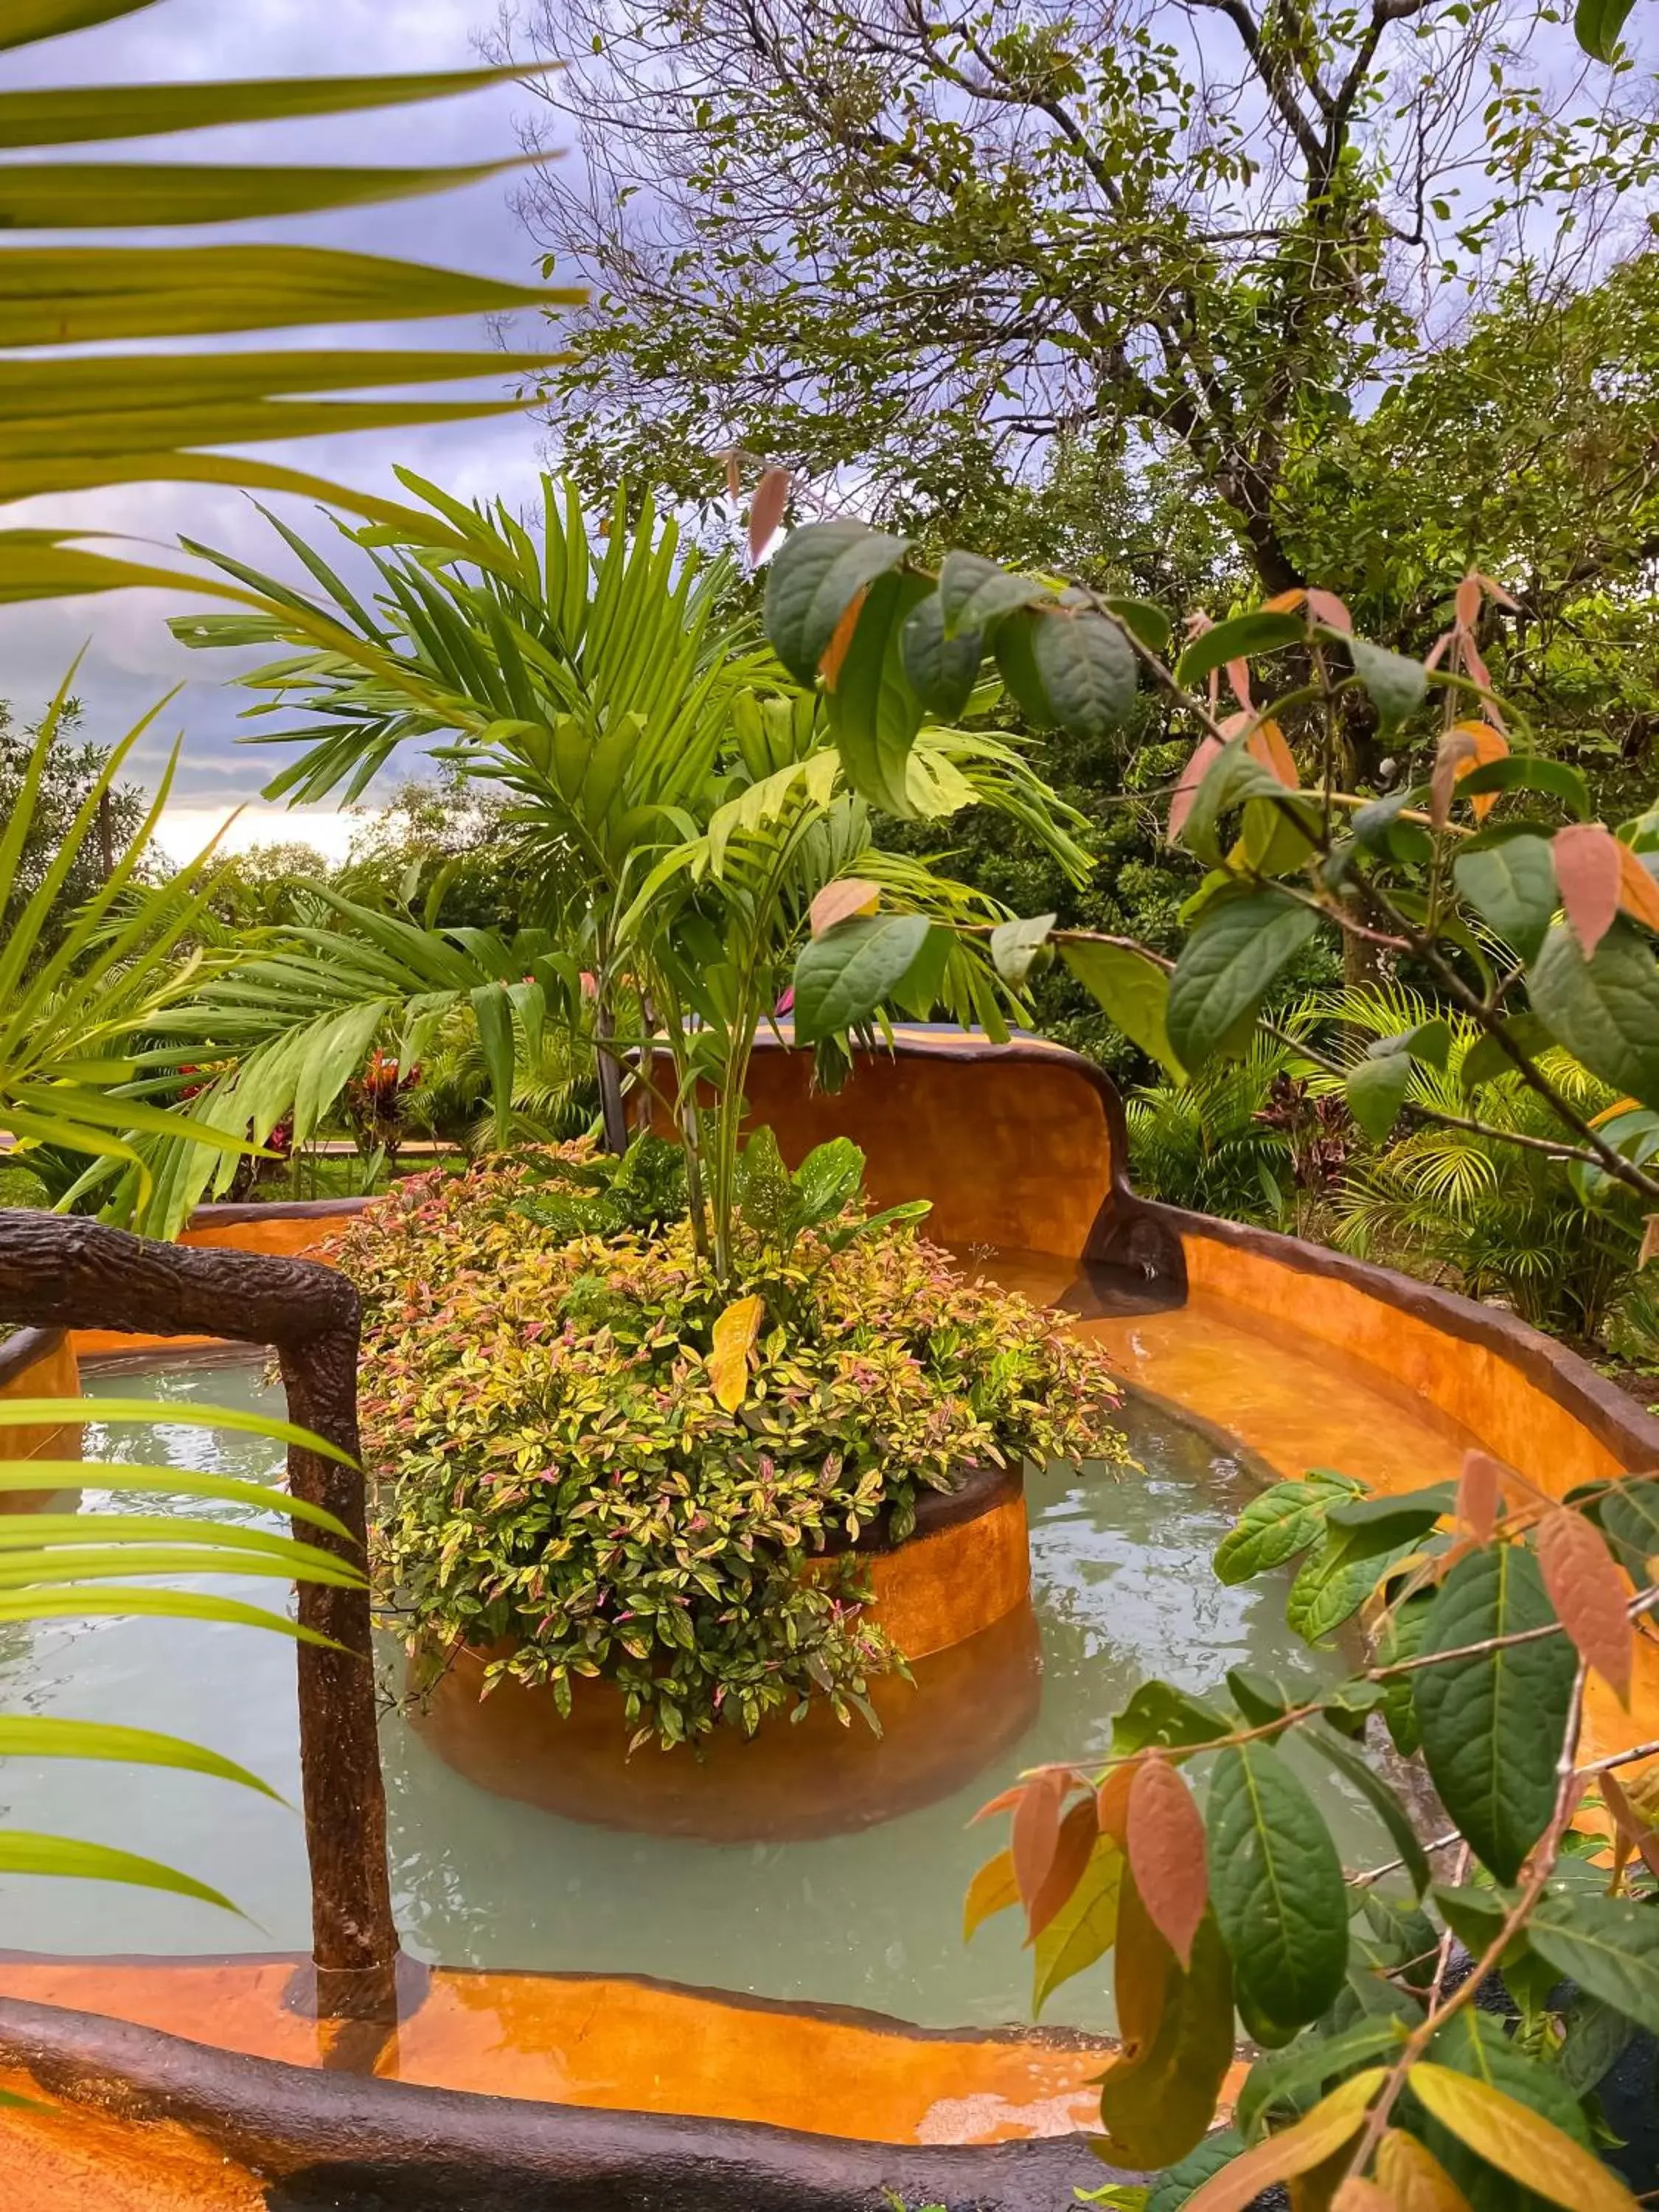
xmin=2 ymin=0 xmax=568 ymax=830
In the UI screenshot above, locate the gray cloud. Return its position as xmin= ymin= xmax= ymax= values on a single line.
xmin=1 ymin=0 xmax=568 ymax=823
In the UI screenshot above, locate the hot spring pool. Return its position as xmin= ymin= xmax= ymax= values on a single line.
xmin=0 ymin=1352 xmax=1376 ymax=2034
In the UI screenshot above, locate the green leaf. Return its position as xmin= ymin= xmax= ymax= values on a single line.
xmin=0 ymin=157 xmax=523 ymax=230
xmin=1286 ymin=1534 xmax=1398 ymax=1643
xmin=827 ymin=568 xmax=930 ymax=817
xmin=1032 ymin=1837 xmax=1124 ymax=2014
xmin=1325 ymin=1485 xmax=1455 ymax=1556
xmin=992 ymin=605 xmax=1056 ymax=724
xmin=1166 ymin=893 xmax=1318 ymax=1070
xmin=1378 ymin=1594 xmax=1433 ymax=1757
xmin=1576 ymin=0 xmax=1634 ymax=62
xmin=1 ymin=0 xmax=160 ymax=52
xmin=1111 ymin=1680 xmax=1231 ymax=1755
xmin=987 ymin=913 xmax=1056 ymax=987
xmin=1348 ymin=638 xmax=1428 ymax=732
xmin=1097 ymin=1888 xmax=1236 ymax=2168
xmin=1301 ymin=1725 xmax=1430 ymax=1895
xmin=762 ymin=521 xmax=911 ymax=686
xmin=1102 ymin=596 xmax=1172 ymax=655
xmin=0 ymin=1397 xmax=355 ymax=1465
xmin=1455 ymin=838 xmax=1557 ymax=966
xmin=1029 ymin=608 xmax=1138 ymax=738
xmin=1460 ymin=1014 xmax=1553 ymax=1093
xmin=1528 ymin=919 xmax=1659 ymax=1110
xmin=0 ymin=66 xmax=534 ymax=149
xmin=1346 ymin=1051 xmax=1413 ymax=1141
xmin=0 ymin=1829 xmax=236 ymax=1913
xmin=1206 ymin=1741 xmax=1350 ymax=2031
xmin=899 ymin=591 xmax=984 ymax=718
xmin=1526 ymin=1888 xmax=1659 ymax=2037
xmin=1146 ymin=2129 xmax=1246 ymax=2212
xmin=1178 ymin=735 xmax=1312 ymax=869
xmin=1173 ymin=609 xmax=1305 ymax=687
xmin=1227 ymin=1667 xmax=1291 ymax=1725
xmin=0 ymin=1718 xmax=280 ymax=1800
xmin=1556 ymin=1995 xmax=1634 ymax=2096
xmin=1596 ymin=1474 xmax=1659 ymax=1582
xmin=1425 ymin=2009 xmax=1593 ymax=2148
xmin=791 ymin=914 xmax=933 ymax=1043
xmin=1455 ymin=757 xmax=1592 ymax=820
xmin=1061 ymin=940 xmax=1183 ymax=1078
xmin=1412 ymin=1545 xmax=1577 ymax=1883
xmin=1214 ymin=1475 xmax=1357 ymax=1585
xmin=937 ymin=549 xmax=1049 ymax=638
xmin=1235 ymin=2020 xmax=1405 ymax=2142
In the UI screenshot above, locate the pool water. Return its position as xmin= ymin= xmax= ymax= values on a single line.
xmin=0 ymin=1354 xmax=1374 ymax=2033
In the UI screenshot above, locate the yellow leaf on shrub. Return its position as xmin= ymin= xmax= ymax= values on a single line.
xmin=1407 ymin=2064 xmax=1638 ymax=2212
xmin=1376 ymin=2126 xmax=1474 ymax=2212
xmin=963 ymin=1848 xmax=1019 ymax=1942
xmin=1183 ymin=2070 xmax=1386 ymax=2212
xmin=709 ymin=1295 xmax=763 ymax=1411
xmin=1032 ymin=1837 xmax=1122 ymax=2014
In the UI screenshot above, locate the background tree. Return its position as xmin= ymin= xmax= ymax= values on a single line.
xmin=0 ymin=694 xmax=149 ymax=966
xmin=504 ymin=0 xmax=1659 ymax=599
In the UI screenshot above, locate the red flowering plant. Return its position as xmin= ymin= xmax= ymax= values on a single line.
xmin=327 ymin=1138 xmax=1124 ymax=1750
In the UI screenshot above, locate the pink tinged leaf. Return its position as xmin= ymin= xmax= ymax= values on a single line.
xmin=1125 ymin=1754 xmax=1208 ymax=1969
xmin=747 ymin=466 xmax=791 ymax=564
xmin=1168 ymin=737 xmax=1222 ymax=844
xmin=1423 ymin=631 xmax=1453 ymax=673
xmin=1011 ymin=1767 xmax=1071 ymax=1913
xmin=1246 ymin=718 xmax=1298 ymax=787
xmin=723 ymin=448 xmax=742 ymax=502
xmin=808 ymin=877 xmax=880 ymax=938
xmin=1461 ymin=636 xmax=1495 ymax=698
xmin=1554 ymin=823 xmax=1624 ymax=958
xmin=1455 ymin=574 xmax=1482 ymax=631
xmin=1430 ymin=727 xmax=1478 ymax=830
xmin=1226 ymin=658 xmax=1253 ymax=712
xmin=971 ymin=1782 xmax=1025 ymax=1825
xmin=1307 ymin=588 xmax=1352 ymax=633
xmin=1537 ymin=1506 xmax=1634 ymax=1705
xmin=1029 ymin=1797 xmax=1099 ymax=1941
xmin=1458 ymin=1450 xmax=1505 ymax=1543
xmin=1473 ymin=569 xmax=1520 ymax=612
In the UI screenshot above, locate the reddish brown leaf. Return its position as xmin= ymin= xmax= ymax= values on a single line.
xmin=1455 ymin=574 xmax=1482 ymax=631
xmin=1449 ymin=720 xmax=1508 ymax=821
xmin=973 ymin=1782 xmax=1025 ymax=1826
xmin=1554 ymin=824 xmax=1624 ymax=959
xmin=1617 ymin=841 xmax=1659 ymax=933
xmin=1307 ymin=588 xmax=1352 ymax=633
xmin=1226 ymin=657 xmax=1253 ymax=712
xmin=1246 ymin=717 xmax=1298 ymax=788
xmin=1423 ymin=630 xmax=1453 ymax=673
xmin=808 ymin=877 xmax=880 ymax=939
xmin=723 ymin=448 xmax=742 ymax=501
xmin=1029 ymin=1797 xmax=1099 ymax=1941
xmin=819 ymin=586 xmax=866 ymax=689
xmin=1168 ymin=737 xmax=1222 ymax=844
xmin=1011 ymin=1767 xmax=1071 ymax=1910
xmin=1537 ymin=1506 xmax=1633 ymax=1704
xmin=1126 ymin=1755 xmax=1208 ymax=1969
xmin=1472 ymin=569 xmax=1520 ymax=613
xmin=747 ymin=465 xmax=791 ymax=564
xmin=1430 ymin=727 xmax=1478 ymax=830
xmin=1457 ymin=1450 xmax=1505 ymax=1543
xmin=1601 ymin=1770 xmax=1659 ymax=1881
xmin=1097 ymin=1760 xmax=1137 ymax=1842
xmin=1262 ymin=588 xmax=1305 ymax=613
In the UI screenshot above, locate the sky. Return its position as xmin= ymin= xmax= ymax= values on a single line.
xmin=4 ymin=0 xmax=562 ymax=862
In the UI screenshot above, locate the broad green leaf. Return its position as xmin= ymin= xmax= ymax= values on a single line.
xmin=1102 ymin=596 xmax=1172 ymax=655
xmin=1576 ymin=0 xmax=1635 ymax=55
xmin=763 ymin=521 xmax=911 ymax=686
xmin=1407 ymin=2064 xmax=1631 ymax=2212
xmin=1061 ymin=940 xmax=1183 ymax=1077
xmin=1178 ymin=2070 xmax=1385 ymax=2212
xmin=1325 ymin=1484 xmax=1455 ymax=1557
xmin=1173 ymin=609 xmax=1304 ymax=687
xmin=1214 ymin=1476 xmax=1355 ymax=1585
xmin=1097 ymin=1883 xmax=1235 ymax=2169
xmin=1302 ymin=1725 xmax=1430 ymax=1894
xmin=1145 ymin=2131 xmax=1245 ymax=2212
xmin=1528 ymin=919 xmax=1659 ymax=1110
xmin=1166 ymin=894 xmax=1317 ymax=1069
xmin=1378 ymin=1593 xmax=1433 ymax=1756
xmin=937 ymin=549 xmax=1049 ymax=638
xmin=1412 ymin=1545 xmax=1576 ymax=1882
xmin=987 ymin=913 xmax=1056 ymax=987
xmin=1111 ymin=1680 xmax=1231 ymax=1755
xmin=899 ymin=591 xmax=984 ymax=718
xmin=1206 ymin=1742 xmax=1349 ymax=2030
xmin=1029 ymin=607 xmax=1137 ymax=738
xmin=1556 ymin=1995 xmax=1634 ymax=2096
xmin=1456 ymin=757 xmax=1592 ymax=820
xmin=1033 ymin=1837 xmax=1124 ymax=2014
xmin=1596 ymin=1473 xmax=1659 ymax=1582
xmin=0 ymin=1830 xmax=235 ymax=1913
xmin=826 ymin=568 xmax=930 ymax=816
xmin=1526 ymin=1888 xmax=1659 ymax=2037
xmin=1235 ymin=2020 xmax=1405 ymax=2142
xmin=1347 ymin=1050 xmax=1412 ymax=1141
xmin=1460 ymin=1014 xmax=1552 ymax=1093
xmin=1349 ymin=637 xmax=1429 ymax=731
xmin=1427 ymin=2009 xmax=1593 ymax=2146
xmin=0 ymin=1718 xmax=280 ymax=1799
xmin=791 ymin=914 xmax=933 ymax=1043
xmin=1286 ymin=1534 xmax=1399 ymax=1643
xmin=992 ymin=605 xmax=1057 ymax=724
xmin=1455 ymin=838 xmax=1557 ymax=966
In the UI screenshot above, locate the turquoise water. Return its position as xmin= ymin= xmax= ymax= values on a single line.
xmin=0 ymin=1354 xmax=1370 ymax=2031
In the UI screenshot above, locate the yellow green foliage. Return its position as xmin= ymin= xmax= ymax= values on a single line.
xmin=330 ymin=1147 xmax=1126 ymax=1750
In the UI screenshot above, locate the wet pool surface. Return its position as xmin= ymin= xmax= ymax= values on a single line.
xmin=0 ymin=1353 xmax=1374 ymax=2034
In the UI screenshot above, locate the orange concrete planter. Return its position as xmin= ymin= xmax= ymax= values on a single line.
xmin=411 ymin=1464 xmax=1036 ymax=1841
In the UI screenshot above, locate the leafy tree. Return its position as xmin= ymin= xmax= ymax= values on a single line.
xmin=506 ymin=0 xmax=1659 ymax=597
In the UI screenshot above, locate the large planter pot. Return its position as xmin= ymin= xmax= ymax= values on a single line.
xmin=409 ymin=1462 xmax=1038 ymax=1841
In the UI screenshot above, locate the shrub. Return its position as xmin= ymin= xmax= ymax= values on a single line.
xmin=331 ymin=1143 xmax=1126 ymax=1750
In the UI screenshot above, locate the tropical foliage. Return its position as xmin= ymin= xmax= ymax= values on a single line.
xmin=327 ymin=1144 xmax=1124 ymax=1748
xmin=970 ymin=1445 xmax=1659 ymax=2212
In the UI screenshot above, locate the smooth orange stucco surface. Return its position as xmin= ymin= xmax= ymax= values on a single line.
xmin=0 ymin=1334 xmax=81 ymax=1488
xmin=0 ymin=2065 xmax=265 ymax=2212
